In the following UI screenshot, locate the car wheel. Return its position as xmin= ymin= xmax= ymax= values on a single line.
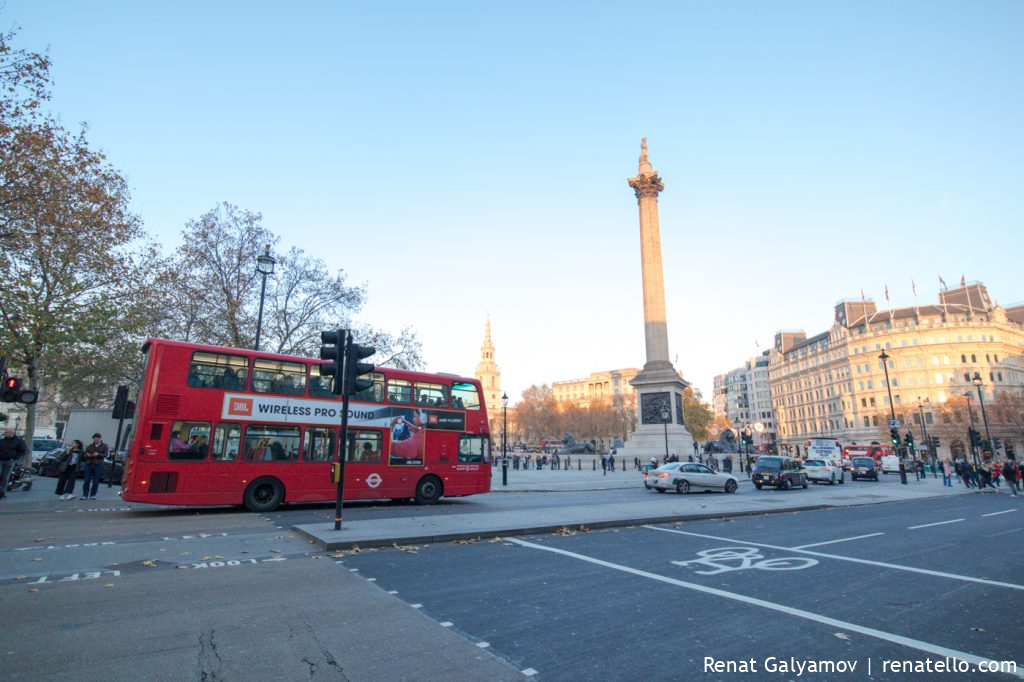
xmin=839 ymin=473 xmax=845 ymax=485
xmin=780 ymin=479 xmax=792 ymax=491
xmin=830 ymin=474 xmax=835 ymax=485
xmin=415 ymin=475 xmax=443 ymax=505
xmin=754 ymin=483 xmax=763 ymax=490
xmin=675 ymin=480 xmax=690 ymax=494
xmin=243 ymin=477 xmax=285 ymax=512
xmin=644 ymin=482 xmax=651 ymax=490
xmin=725 ymin=479 xmax=737 ymax=494
xmin=802 ymin=476 xmax=808 ymax=489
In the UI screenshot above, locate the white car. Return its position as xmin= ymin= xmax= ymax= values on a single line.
xmin=802 ymin=458 xmax=845 ymax=485
xmin=880 ymin=455 xmax=901 ymax=474
xmin=644 ymin=462 xmax=739 ymax=494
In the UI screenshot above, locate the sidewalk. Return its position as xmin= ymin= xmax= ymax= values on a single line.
xmin=295 ymin=466 xmax=981 ymax=550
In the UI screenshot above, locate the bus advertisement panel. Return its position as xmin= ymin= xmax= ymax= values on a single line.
xmin=121 ymin=339 xmax=492 ymax=511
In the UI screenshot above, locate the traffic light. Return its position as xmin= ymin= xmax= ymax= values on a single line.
xmin=1 ymin=376 xmax=38 ymax=404
xmin=319 ymin=330 xmax=346 ymax=396
xmin=993 ymin=437 xmax=1003 ymax=450
xmin=890 ymin=428 xmax=900 ymax=447
xmin=931 ymin=435 xmax=940 ymax=450
xmin=344 ymin=338 xmax=376 ymax=396
xmin=968 ymin=428 xmax=981 ymax=448
xmin=904 ymin=432 xmax=915 ymax=447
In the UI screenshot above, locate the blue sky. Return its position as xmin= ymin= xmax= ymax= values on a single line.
xmin=6 ymin=1 xmax=1023 ymax=404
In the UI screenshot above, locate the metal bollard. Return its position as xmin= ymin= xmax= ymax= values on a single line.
xmin=898 ymin=461 xmax=907 ymax=485
xmin=502 ymin=458 xmax=508 ymax=486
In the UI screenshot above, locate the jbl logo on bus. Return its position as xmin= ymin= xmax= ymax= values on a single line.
xmin=227 ymin=397 xmax=253 ymax=417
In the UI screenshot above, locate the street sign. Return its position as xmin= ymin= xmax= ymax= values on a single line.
xmin=888 ymin=419 xmax=901 ymax=428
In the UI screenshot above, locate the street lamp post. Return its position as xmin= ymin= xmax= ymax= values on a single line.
xmin=879 ymin=350 xmax=908 ymax=484
xmin=254 ymin=244 xmax=276 ymax=351
xmin=501 ymin=392 xmax=508 ymax=486
xmin=972 ymin=373 xmax=993 ymax=460
xmin=660 ymin=403 xmax=670 ymax=463
xmin=963 ymin=391 xmax=979 ymax=466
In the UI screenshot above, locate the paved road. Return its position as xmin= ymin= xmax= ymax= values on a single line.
xmin=337 ymin=494 xmax=1024 ymax=681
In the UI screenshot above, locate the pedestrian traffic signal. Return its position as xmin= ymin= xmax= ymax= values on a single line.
xmin=1 ymin=376 xmax=38 ymax=404
xmin=344 ymin=339 xmax=376 ymax=396
xmin=319 ymin=329 xmax=347 ymax=395
xmin=904 ymin=432 xmax=914 ymax=446
xmin=968 ymin=428 xmax=981 ymax=448
xmin=890 ymin=428 xmax=900 ymax=447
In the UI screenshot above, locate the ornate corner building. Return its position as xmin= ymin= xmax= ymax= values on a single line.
xmin=766 ymin=282 xmax=1024 ymax=456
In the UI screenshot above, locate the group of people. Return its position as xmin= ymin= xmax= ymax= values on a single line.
xmin=942 ymin=457 xmax=1021 ymax=495
xmin=53 ymin=433 xmax=110 ymax=500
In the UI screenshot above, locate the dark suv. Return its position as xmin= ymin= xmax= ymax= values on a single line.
xmin=849 ymin=456 xmax=880 ymax=481
xmin=752 ymin=456 xmax=808 ymax=490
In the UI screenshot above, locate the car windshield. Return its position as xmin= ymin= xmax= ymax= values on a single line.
xmin=804 ymin=459 xmax=826 ymax=467
xmin=655 ymin=463 xmax=681 ymax=472
xmin=852 ymin=457 xmax=874 ymax=466
xmin=755 ymin=457 xmax=783 ymax=471
xmin=32 ymin=439 xmax=62 ymax=452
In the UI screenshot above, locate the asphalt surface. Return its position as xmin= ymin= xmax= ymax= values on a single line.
xmin=3 ymin=466 xmax=1020 ymax=680
xmin=337 ymin=494 xmax=1024 ymax=681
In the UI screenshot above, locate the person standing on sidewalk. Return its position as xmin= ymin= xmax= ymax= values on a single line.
xmin=81 ymin=433 xmax=109 ymax=500
xmin=55 ymin=440 xmax=85 ymax=499
xmin=941 ymin=459 xmax=953 ymax=487
xmin=0 ymin=428 xmax=28 ymax=499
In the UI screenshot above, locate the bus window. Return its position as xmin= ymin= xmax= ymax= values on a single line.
xmin=347 ymin=429 xmax=383 ymax=463
xmin=210 ymin=423 xmax=241 ymax=461
xmin=388 ymin=379 xmax=412 ymax=404
xmin=414 ymin=382 xmax=448 ymax=407
xmin=169 ymin=421 xmax=211 ymax=460
xmin=452 ymin=382 xmax=480 ymax=410
xmin=308 ymin=364 xmax=334 ymax=399
xmin=303 ymin=427 xmax=336 ymax=462
xmin=188 ymin=352 xmax=249 ymax=390
xmin=252 ymin=359 xmax=307 ymax=396
xmin=458 ymin=434 xmax=489 ymax=463
xmin=242 ymin=425 xmax=301 ymax=461
xmin=353 ymin=372 xmax=386 ymax=403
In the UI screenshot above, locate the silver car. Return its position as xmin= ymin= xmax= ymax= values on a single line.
xmin=644 ymin=462 xmax=739 ymax=494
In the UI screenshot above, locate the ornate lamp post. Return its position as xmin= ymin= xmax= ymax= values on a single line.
xmin=254 ymin=244 xmax=276 ymax=351
xmin=916 ymin=397 xmax=935 ymax=477
xmin=660 ymin=403 xmax=670 ymax=463
xmin=972 ymin=373 xmax=993 ymax=459
xmin=879 ymin=350 xmax=908 ymax=484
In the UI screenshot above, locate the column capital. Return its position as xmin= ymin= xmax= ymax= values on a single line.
xmin=628 ymin=173 xmax=665 ymax=201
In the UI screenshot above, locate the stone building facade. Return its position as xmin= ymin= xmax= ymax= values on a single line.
xmin=712 ymin=352 xmax=777 ymax=446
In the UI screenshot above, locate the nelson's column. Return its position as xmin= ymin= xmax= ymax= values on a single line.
xmin=619 ymin=138 xmax=695 ymax=460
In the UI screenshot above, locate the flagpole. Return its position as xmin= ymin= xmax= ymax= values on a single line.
xmin=911 ymin=279 xmax=919 ymax=319
xmin=962 ymin=276 xmax=974 ymax=319
xmin=939 ymin=276 xmax=949 ymax=320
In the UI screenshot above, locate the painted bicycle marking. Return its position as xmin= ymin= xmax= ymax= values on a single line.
xmin=672 ymin=547 xmax=819 ymax=575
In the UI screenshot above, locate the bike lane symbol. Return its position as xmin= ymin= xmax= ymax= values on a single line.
xmin=672 ymin=547 xmax=818 ymax=575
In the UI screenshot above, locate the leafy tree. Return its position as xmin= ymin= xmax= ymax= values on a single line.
xmin=683 ymin=387 xmax=713 ymax=442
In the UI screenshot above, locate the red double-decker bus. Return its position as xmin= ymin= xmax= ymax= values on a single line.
xmin=121 ymin=339 xmax=492 ymax=512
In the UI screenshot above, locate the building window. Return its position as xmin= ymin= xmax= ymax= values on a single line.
xmin=863 ymin=416 xmax=870 ymax=427
xmin=971 ymin=354 xmax=977 ymax=363
xmin=961 ymin=354 xmax=967 ymax=363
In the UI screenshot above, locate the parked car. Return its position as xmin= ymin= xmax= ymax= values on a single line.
xmin=30 ymin=437 xmax=63 ymax=469
xmin=644 ymin=462 xmax=739 ymax=494
xmin=803 ymin=458 xmax=845 ymax=485
xmin=849 ymin=456 xmax=880 ymax=481
xmin=752 ymin=456 xmax=807 ymax=490
xmin=880 ymin=455 xmax=901 ymax=475
xmin=36 ymin=449 xmax=125 ymax=481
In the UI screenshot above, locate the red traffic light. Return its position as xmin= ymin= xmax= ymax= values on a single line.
xmin=3 ymin=377 xmax=18 ymax=390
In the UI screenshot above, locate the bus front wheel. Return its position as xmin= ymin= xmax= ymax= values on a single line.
xmin=414 ymin=475 xmax=443 ymax=505
xmin=244 ymin=477 xmax=285 ymax=512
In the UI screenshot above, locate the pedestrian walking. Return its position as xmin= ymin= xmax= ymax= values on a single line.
xmin=1002 ymin=459 xmax=1020 ymax=496
xmin=991 ymin=461 xmax=1002 ymax=488
xmin=941 ymin=459 xmax=953 ymax=487
xmin=968 ymin=462 xmax=980 ymax=489
xmin=608 ymin=453 xmax=615 ymax=472
xmin=0 ymin=428 xmax=28 ymax=499
xmin=81 ymin=433 xmax=109 ymax=500
xmin=55 ymin=440 xmax=86 ymax=499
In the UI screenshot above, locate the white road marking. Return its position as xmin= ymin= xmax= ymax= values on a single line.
xmin=982 ymin=509 xmax=1018 ymax=517
xmin=411 ymin=603 xmax=423 ymax=609
xmin=908 ymin=519 xmax=964 ymax=530
xmin=440 ymin=622 xmax=453 ymax=627
xmin=643 ymin=526 xmax=1024 ymax=591
xmin=508 ymin=538 xmax=1023 ymax=677
xmin=388 ymin=590 xmax=398 ymax=594
xmin=366 ymin=578 xmax=376 ymax=582
xmin=792 ymin=532 xmax=884 ymax=549
xmin=521 ymin=668 xmax=538 ymax=677
xmin=476 ymin=641 xmax=490 ymax=648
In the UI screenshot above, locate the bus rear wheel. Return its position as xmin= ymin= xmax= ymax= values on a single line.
xmin=244 ymin=477 xmax=285 ymax=512
xmin=415 ymin=475 xmax=443 ymax=505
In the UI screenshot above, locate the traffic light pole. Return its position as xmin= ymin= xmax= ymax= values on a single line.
xmin=965 ymin=398 xmax=980 ymax=466
xmin=879 ymin=351 xmax=907 ymax=485
xmin=334 ymin=332 xmax=353 ymax=531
